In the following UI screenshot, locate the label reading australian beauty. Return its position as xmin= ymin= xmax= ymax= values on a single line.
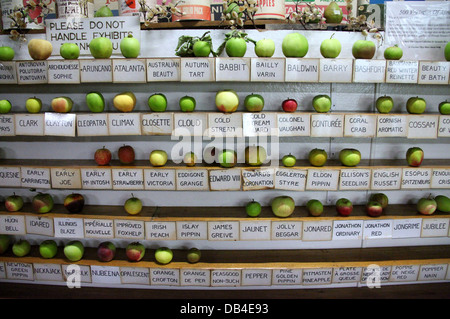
xmin=147 ymin=58 xmax=181 ymax=82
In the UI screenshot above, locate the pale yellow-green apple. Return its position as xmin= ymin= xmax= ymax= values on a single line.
xmin=218 ymin=149 xmax=237 ymax=168
xmin=324 ymin=1 xmax=343 ymax=23
xmin=126 ymin=242 xmax=145 ymax=261
xmin=308 ymin=148 xmax=327 ymax=167
xmin=406 ymin=96 xmax=426 ymax=114
xmin=375 ymin=95 xmax=394 ymax=114
xmin=39 ymin=240 xmax=58 ymax=259
xmin=5 ymin=193 xmax=23 ymax=212
xmin=149 ymin=150 xmax=168 ymax=167
xmin=416 ymin=196 xmax=437 ymax=215
xmin=113 ymin=92 xmax=136 ymax=112
xmin=179 ymin=96 xmax=196 ymax=112
xmin=12 ymin=239 xmax=31 ymax=257
xmin=32 ymin=193 xmax=54 ymax=213
xmin=51 ymin=96 xmax=73 ymax=113
xmin=271 ymin=195 xmax=295 ymax=218
xmin=216 ymin=90 xmax=239 ymax=113
xmin=186 ymin=248 xmax=201 ymax=263
xmin=307 ymin=199 xmax=323 ymax=217
xmin=335 ymin=198 xmax=353 ymax=217
xmin=193 ymin=40 xmax=211 ymax=57
xmin=339 ymin=148 xmax=361 ymax=167
xmin=64 ymin=193 xmax=85 ymax=214
xmin=282 ymin=33 xmax=309 ymax=57
xmin=320 ymin=35 xmax=342 ymax=58
xmin=406 ymin=147 xmax=424 ymax=167
xmin=384 ymin=45 xmax=403 ymax=60
xmin=60 ymin=43 xmax=80 ymax=59
xmin=281 ymin=98 xmax=298 ymax=112
xmin=352 ymin=40 xmax=376 ymax=59
xmin=245 ymin=200 xmax=262 ymax=217
xmin=0 ymin=235 xmax=10 ymax=254
xmin=94 ymin=146 xmax=112 ymax=165
xmin=225 ymin=37 xmax=247 ymax=57
xmin=97 ymin=241 xmax=116 ymax=262
xmin=124 ymin=195 xmax=143 ymax=215
xmin=244 ymin=93 xmax=264 ymax=112
xmin=369 ymin=193 xmax=389 ymax=209
xmin=445 ymin=42 xmax=450 ymax=61
xmin=64 ymin=240 xmax=84 ymax=262
xmin=312 ymin=94 xmax=332 ymax=113
xmin=89 ymin=37 xmax=113 ymax=59
xmin=245 ymin=146 xmax=267 ymax=166
xmin=254 ymin=38 xmax=275 ymax=57
xmin=366 ymin=201 xmax=383 ymax=217
xmin=439 ymin=101 xmax=450 ymax=115
xmin=25 ymin=97 xmax=42 ymax=113
xmin=120 ymin=33 xmax=140 ymax=58
xmin=183 ymin=152 xmax=197 ymax=167
xmin=95 ymin=5 xmax=113 ymax=17
xmin=148 ymin=93 xmax=167 ymax=112
xmin=0 ymin=100 xmax=12 ymax=114
xmin=282 ymin=154 xmax=296 ymax=167
xmin=86 ymin=92 xmax=105 ymax=113
xmin=0 ymin=46 xmax=14 ymax=61
xmin=155 ymin=247 xmax=173 ymax=264
xmin=118 ymin=145 xmax=135 ymax=165
xmin=28 ymin=39 xmax=52 ymax=60
xmin=435 ymin=195 xmax=450 ymax=213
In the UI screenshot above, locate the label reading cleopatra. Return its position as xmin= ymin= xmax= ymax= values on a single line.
xmin=76 ymin=113 xmax=109 ymax=136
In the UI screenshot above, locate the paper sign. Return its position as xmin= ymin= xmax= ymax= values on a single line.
xmin=438 ymin=115 xmax=450 ymax=137
xmin=81 ymin=168 xmax=112 ymax=189
xmin=242 ymin=112 xmax=277 ymax=136
xmin=389 ymin=265 xmax=420 ymax=282
xmin=392 ymin=219 xmax=422 ymax=239
xmin=114 ymin=219 xmax=145 ymax=239
xmin=271 ymin=221 xmax=302 ymax=240
xmin=0 ymin=166 xmax=21 ymax=187
xmin=371 ymin=168 xmax=402 ymax=190
xmin=79 ymin=59 xmax=112 ymax=82
xmin=176 ymin=221 xmax=208 ymax=240
xmin=47 ymin=60 xmax=80 ymax=84
xmin=285 ymin=58 xmax=319 ymax=82
xmin=407 ymin=115 xmax=439 ymax=139
xmin=418 ymin=61 xmax=449 ymax=84
xmin=112 ymin=59 xmax=146 ymax=83
xmin=76 ymin=113 xmax=109 ymax=136
xmin=277 ymin=113 xmax=310 ymax=136
xmin=34 ymin=263 xmax=63 ymax=282
xmin=150 ymin=268 xmax=180 ymax=286
xmin=306 ymin=169 xmax=339 ymax=191
xmin=209 ymin=169 xmax=241 ymax=191
xmin=0 ymin=61 xmax=17 ymax=84
xmin=207 ymin=113 xmax=243 ymax=138
xmin=274 ymin=168 xmax=307 ymax=191
xmin=302 ymin=268 xmax=332 ymax=285
xmin=16 ymin=61 xmax=48 ymax=84
xmin=344 ymin=114 xmax=376 ymax=137
xmin=53 ymin=217 xmax=84 ymax=238
xmin=120 ymin=267 xmax=150 ymax=285
xmin=173 ymin=113 xmax=207 ymax=137
xmin=91 ymin=266 xmax=122 ymax=284
xmin=211 ymin=269 xmax=241 ymax=287
xmin=302 ymin=220 xmax=333 ymax=241
xmin=376 ymin=114 xmax=407 ymax=137
xmin=146 ymin=58 xmax=181 ymax=82
xmin=240 ymin=220 xmax=271 ymax=240
xmin=272 ymin=269 xmax=302 ymax=285
xmin=181 ymin=269 xmax=210 ymax=286
xmin=242 ymin=168 xmax=275 ymax=191
xmin=180 ymin=58 xmax=215 ymax=82
xmin=6 ymin=262 xmax=34 ymax=281
xmin=84 ymin=219 xmax=114 ymax=238
xmin=418 ymin=264 xmax=448 ymax=281
xmin=0 ymin=215 xmax=26 ymax=235
xmin=44 ymin=112 xmax=76 ymax=137
xmin=108 ymin=112 xmax=141 ymax=135
xmin=242 ymin=269 xmax=272 ymax=286
xmin=144 ymin=169 xmax=176 ymax=190
xmin=431 ymin=168 xmax=450 ymax=189
xmin=26 ymin=215 xmax=54 ymax=237
xmin=145 ymin=221 xmax=177 ymax=240
xmin=310 ymin=114 xmax=344 ymax=137
xmin=208 ymin=221 xmax=240 ymax=241
xmin=50 ymin=167 xmax=81 ymax=189
xmin=251 ymin=58 xmax=285 ymax=82
xmin=112 ymin=168 xmax=144 ymax=190
xmin=332 ymin=220 xmax=364 ymax=241
xmin=141 ymin=113 xmax=173 ymax=135
xmin=339 ymin=168 xmax=371 ymax=190
xmin=386 ymin=61 xmax=419 ymax=83
xmin=15 ymin=114 xmax=45 ymax=136
xmin=353 ymin=59 xmax=386 ymax=83
xmin=20 ymin=167 xmax=51 ymax=189
xmin=332 ymin=267 xmax=362 ymax=283
xmin=0 ymin=114 xmax=15 ymax=136
xmin=363 ymin=220 xmax=392 ymax=239
xmin=215 ymin=57 xmax=250 ymax=82
xmin=319 ymin=59 xmax=353 ymax=83
xmin=401 ymin=168 xmax=432 ymax=189
xmin=421 ymin=218 xmax=449 ymax=238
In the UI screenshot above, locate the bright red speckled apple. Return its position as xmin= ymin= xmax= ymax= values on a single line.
xmin=95 ymin=147 xmax=112 ymax=166
xmin=281 ymin=98 xmax=298 ymax=112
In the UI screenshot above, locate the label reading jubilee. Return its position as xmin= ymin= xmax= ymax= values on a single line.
xmin=179 ymin=302 xmax=269 ymax=316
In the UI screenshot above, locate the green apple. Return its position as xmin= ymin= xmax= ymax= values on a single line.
xmin=12 ymin=239 xmax=31 ymax=257
xmin=244 ymin=93 xmax=264 ymax=112
xmin=438 ymin=101 xmax=450 ymax=115
xmin=179 ymin=96 xmax=196 ymax=112
xmin=5 ymin=193 xmax=24 ymax=212
xmin=60 ymin=43 xmax=80 ymax=60
xmin=216 ymin=90 xmax=239 ymax=113
xmin=271 ymin=196 xmax=295 ymax=218
xmin=369 ymin=193 xmax=389 ymax=209
xmin=254 ymin=38 xmax=275 ymax=58
xmin=282 ymin=33 xmax=309 ymax=58
xmin=183 ymin=152 xmax=197 ymax=167
xmin=149 ymin=150 xmax=168 ymax=167
xmin=435 ymin=195 xmax=450 ymax=213
xmin=148 ymin=93 xmax=167 ymax=112
xmin=312 ymin=95 xmax=332 ymax=113
xmin=218 ymin=149 xmax=237 ymax=168
xmin=375 ymin=95 xmax=394 ymax=114
xmin=155 ymin=247 xmax=173 ymax=265
xmin=124 ymin=195 xmax=143 ymax=215
xmin=89 ymin=37 xmax=113 ymax=59
xmin=282 ymin=154 xmax=296 ymax=167
xmin=0 ymin=235 xmax=11 ymax=254
xmin=32 ymin=193 xmax=54 ymax=213
xmin=406 ymin=97 xmax=426 ymax=114
xmin=445 ymin=42 xmax=450 ymax=61
xmin=245 ymin=146 xmax=267 ymax=166
xmin=0 ymin=99 xmax=12 ymax=114
xmin=352 ymin=40 xmax=376 ymax=59
xmin=225 ymin=37 xmax=247 ymax=57
xmin=64 ymin=240 xmax=84 ymax=262
xmin=417 ymin=197 xmax=437 ymax=215
xmin=0 ymin=46 xmax=15 ymax=61
xmin=406 ymin=147 xmax=424 ymax=167
xmin=246 ymin=200 xmax=262 ymax=217
xmin=324 ymin=1 xmax=343 ymax=23
xmin=339 ymin=148 xmax=361 ymax=167
xmin=39 ymin=240 xmax=58 ymax=259
xmin=308 ymin=149 xmax=327 ymax=167
xmin=193 ymin=40 xmax=211 ymax=57
xmin=320 ymin=36 xmax=342 ymax=58
xmin=86 ymin=92 xmax=105 ymax=113
xmin=95 ymin=5 xmax=114 ymax=17
xmin=120 ymin=33 xmax=140 ymax=58
xmin=25 ymin=97 xmax=42 ymax=113
xmin=384 ymin=45 xmax=403 ymax=60
xmin=186 ymin=248 xmax=201 ymax=263
xmin=307 ymin=199 xmax=323 ymax=217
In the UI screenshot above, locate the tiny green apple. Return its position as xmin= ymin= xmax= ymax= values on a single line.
xmin=438 ymin=100 xmax=450 ymax=115
xmin=0 ymin=99 xmax=12 ymax=114
xmin=246 ymin=200 xmax=262 ymax=217
xmin=254 ymin=38 xmax=275 ymax=57
xmin=179 ymin=96 xmax=196 ymax=112
xmin=282 ymin=154 xmax=296 ymax=167
xmin=312 ymin=95 xmax=332 ymax=113
xmin=306 ymin=199 xmax=323 ymax=217
xmin=186 ymin=248 xmax=201 ymax=263
xmin=193 ymin=40 xmax=211 ymax=57
xmin=320 ymin=36 xmax=342 ymax=58
xmin=149 ymin=150 xmax=168 ymax=167
xmin=406 ymin=97 xmax=426 ymax=114
xmin=124 ymin=195 xmax=143 ymax=215
xmin=148 ymin=93 xmax=167 ymax=112
xmin=60 ymin=43 xmax=80 ymax=60
xmin=64 ymin=240 xmax=84 ymax=262
xmin=384 ymin=45 xmax=403 ymax=60
xmin=375 ymin=95 xmax=394 ymax=114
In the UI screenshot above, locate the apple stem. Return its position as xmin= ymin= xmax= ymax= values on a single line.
xmin=330 ymin=33 xmax=335 ymax=40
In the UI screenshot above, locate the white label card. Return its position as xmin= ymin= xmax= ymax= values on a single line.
xmin=176 ymin=169 xmax=209 ymax=191
xmin=79 ymin=59 xmax=112 ymax=82
xmin=112 ymin=168 xmax=144 ymax=190
xmin=34 ymin=263 xmax=63 ymax=282
xmin=44 ymin=112 xmax=76 ymax=137
xmin=332 ymin=220 xmax=364 ymax=241
xmin=47 ymin=60 xmax=80 ymax=84
xmin=418 ymin=61 xmax=449 ymax=84
xmin=180 ymin=58 xmax=215 ymax=82
xmin=302 ymin=268 xmax=333 ymax=285
xmin=20 ymin=167 xmax=51 ymax=189
xmin=407 ymin=115 xmax=439 ymax=139
xmin=0 ymin=61 xmax=17 ymax=84
xmin=146 ymin=58 xmax=181 ymax=82
xmin=114 ymin=219 xmax=145 ymax=239
xmin=353 ymin=59 xmax=386 ymax=83
xmin=431 ymin=168 xmax=450 ymax=189
xmin=112 ymin=59 xmax=146 ymax=83
xmin=242 ymin=113 xmax=277 ymax=136
xmin=418 ymin=264 xmax=448 ymax=281
xmin=310 ymin=114 xmax=344 ymax=137
xmin=50 ymin=167 xmax=82 ymax=189
xmin=120 ymin=267 xmax=150 ymax=285
xmin=6 ymin=262 xmax=34 ymax=281
xmin=386 ymin=60 xmax=419 ymax=83
xmin=173 ymin=113 xmax=207 ymax=137
xmin=181 ymin=269 xmax=210 ymax=286
xmin=242 ymin=269 xmax=272 ymax=286
xmin=319 ymin=59 xmax=353 ymax=83
xmin=209 ymin=169 xmax=241 ymax=191
xmin=0 ymin=166 xmax=21 ymax=187
xmin=272 ymin=269 xmax=302 ymax=285
xmin=145 ymin=221 xmax=177 ymax=240
xmin=207 ymin=113 xmax=243 ymax=138
xmin=306 ymin=169 xmax=339 ymax=191
xmin=339 ymin=168 xmax=371 ymax=190
xmin=240 ymin=220 xmax=271 ymax=240
xmin=150 ymin=268 xmax=180 ymax=286
xmin=376 ymin=114 xmax=407 ymax=137
xmin=144 ymin=169 xmax=176 ymax=190
xmin=251 ymin=58 xmax=285 ymax=82
xmin=277 ymin=113 xmax=311 ymax=136
xmin=208 ymin=221 xmax=240 ymax=241
xmin=108 ymin=113 xmax=141 ymax=136
xmin=389 ymin=265 xmax=420 ymax=282
xmin=215 ymin=57 xmax=250 ymax=82
xmin=438 ymin=115 xmax=450 ymax=137
xmin=371 ymin=168 xmax=402 ymax=190
xmin=76 ymin=113 xmax=109 ymax=136
xmin=274 ymin=168 xmax=307 ymax=191
xmin=271 ymin=221 xmax=302 ymax=240
xmin=81 ymin=168 xmax=112 ymax=189
xmin=421 ymin=218 xmax=449 ymax=238
xmin=14 ymin=114 xmax=45 ymax=136
xmin=141 ymin=113 xmax=173 ymax=135
xmin=363 ymin=220 xmax=392 ymax=239
xmin=176 ymin=221 xmax=208 ymax=240
xmin=211 ymin=269 xmax=241 ymax=287
xmin=401 ymin=168 xmax=432 ymax=189
xmin=91 ymin=266 xmax=122 ymax=284
xmin=53 ymin=217 xmax=84 ymax=238
xmin=84 ymin=219 xmax=114 ymax=238
xmin=332 ymin=267 xmax=362 ymax=283
xmin=285 ymin=58 xmax=319 ymax=82
xmin=0 ymin=115 xmax=15 ymax=136
xmin=0 ymin=215 xmax=26 ymax=235
xmin=344 ymin=114 xmax=377 ymax=137
xmin=302 ymin=220 xmax=333 ymax=241
xmin=16 ymin=61 xmax=48 ymax=84
xmin=242 ymin=168 xmax=275 ymax=191
xmin=392 ymin=219 xmax=422 ymax=239
xmin=25 ymin=215 xmax=54 ymax=237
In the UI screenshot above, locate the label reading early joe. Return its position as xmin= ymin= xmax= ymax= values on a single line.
xmin=51 ymin=168 xmax=81 ymax=189
xmin=17 ymin=61 xmax=48 ymax=84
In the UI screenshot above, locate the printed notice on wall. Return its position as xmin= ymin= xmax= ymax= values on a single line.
xmin=385 ymin=2 xmax=450 ymax=60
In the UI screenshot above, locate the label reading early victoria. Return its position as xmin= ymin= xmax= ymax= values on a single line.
xmin=144 ymin=169 xmax=176 ymax=190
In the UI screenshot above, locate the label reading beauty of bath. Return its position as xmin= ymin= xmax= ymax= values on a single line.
xmin=47 ymin=60 xmax=80 ymax=84
xmin=302 ymin=268 xmax=332 ymax=285
xmin=401 ymin=168 xmax=432 ymax=189
xmin=386 ymin=60 xmax=419 ymax=83
xmin=438 ymin=115 xmax=450 ymax=137
xmin=0 ymin=61 xmax=17 ymax=84
xmin=376 ymin=114 xmax=407 ymax=137
xmin=151 ymin=268 xmax=180 ymax=286
xmin=306 ymin=169 xmax=339 ymax=191
xmin=81 ymin=168 xmax=112 ymax=189
xmin=6 ymin=262 xmax=34 ymax=281
xmin=44 ymin=113 xmax=76 ymax=137
xmin=141 ymin=113 xmax=173 ymax=135
xmin=91 ymin=266 xmax=121 ymax=284
xmin=144 ymin=169 xmax=176 ymax=190
xmin=108 ymin=113 xmax=141 ymax=135
xmin=112 ymin=59 xmax=146 ymax=83
xmin=344 ymin=114 xmax=376 ymax=137
xmin=20 ymin=167 xmax=51 ymax=189
xmin=0 ymin=115 xmax=15 ymax=136
xmin=389 ymin=265 xmax=420 ymax=282
xmin=392 ymin=219 xmax=422 ymax=239
xmin=242 ymin=113 xmax=277 ymax=136
xmin=208 ymin=221 xmax=239 ymax=241
xmin=319 ymin=59 xmax=353 ymax=83
xmin=209 ymin=169 xmax=241 ymax=191
xmin=277 ymin=113 xmax=310 ymax=136
xmin=14 ymin=114 xmax=45 ymax=136
xmin=207 ymin=113 xmax=243 ymax=138
xmin=53 ymin=217 xmax=84 ymax=238
xmin=332 ymin=220 xmax=364 ymax=241
xmin=363 ymin=220 xmax=392 ymax=239
xmin=431 ymin=168 xmax=450 ymax=189
xmin=240 ymin=220 xmax=271 ymax=240
xmin=79 ymin=59 xmax=112 ymax=82
xmin=176 ymin=169 xmax=209 ymax=191
xmin=33 ymin=263 xmax=63 ymax=282
xmin=407 ymin=115 xmax=439 ymax=139
xmin=353 ymin=59 xmax=386 ymax=83
xmin=274 ymin=168 xmax=307 ymax=191
xmin=418 ymin=61 xmax=449 ymax=84
xmin=112 ymin=168 xmax=144 ymax=190
xmin=310 ymin=114 xmax=344 ymax=137
xmin=173 ymin=113 xmax=207 ymax=137
xmin=26 ymin=215 xmax=54 ymax=237
xmin=272 ymin=269 xmax=302 ymax=285
xmin=242 ymin=269 xmax=272 ymax=286
xmin=17 ymin=61 xmax=48 ymax=84
xmin=51 ymin=167 xmax=82 ymax=189
xmin=242 ymin=168 xmax=275 ymax=191
xmin=302 ymin=220 xmax=333 ymax=241
xmin=271 ymin=221 xmax=302 ymax=240
xmin=84 ymin=219 xmax=114 ymax=238
xmin=285 ymin=58 xmax=319 ymax=82
xmin=0 ymin=215 xmax=25 ymax=235
xmin=215 ymin=57 xmax=250 ymax=82
xmin=181 ymin=269 xmax=210 ymax=286
xmin=421 ymin=218 xmax=449 ymax=238
xmin=76 ymin=113 xmax=109 ymax=136
xmin=332 ymin=267 xmax=362 ymax=283
xmin=339 ymin=168 xmax=371 ymax=190
xmin=120 ymin=267 xmax=150 ymax=285
xmin=418 ymin=264 xmax=448 ymax=281
xmin=0 ymin=166 xmax=20 ymax=187
xmin=371 ymin=168 xmax=402 ymax=190
xmin=114 ymin=219 xmax=144 ymax=239
xmin=146 ymin=58 xmax=181 ymax=82
xmin=180 ymin=58 xmax=214 ymax=82
xmin=145 ymin=221 xmax=177 ymax=240
xmin=251 ymin=58 xmax=285 ymax=82
xmin=211 ymin=269 xmax=241 ymax=287
xmin=176 ymin=221 xmax=208 ymax=240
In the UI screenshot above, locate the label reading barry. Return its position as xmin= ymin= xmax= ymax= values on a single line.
xmin=14 ymin=114 xmax=45 ymax=136
xmin=371 ymin=168 xmax=402 ymax=190
xmin=319 ymin=59 xmax=353 ymax=83
xmin=401 ymin=168 xmax=431 ymax=189
xmin=418 ymin=61 xmax=449 ymax=85
xmin=407 ymin=115 xmax=438 ymax=139
xmin=20 ymin=167 xmax=51 ymax=189
xmin=285 ymin=58 xmax=319 ymax=82
xmin=277 ymin=113 xmax=310 ymax=136
xmin=76 ymin=113 xmax=109 ymax=136
xmin=376 ymin=114 xmax=407 ymax=137
xmin=431 ymin=168 xmax=450 ymax=189
xmin=147 ymin=58 xmax=181 ymax=82
xmin=81 ymin=168 xmax=112 ymax=189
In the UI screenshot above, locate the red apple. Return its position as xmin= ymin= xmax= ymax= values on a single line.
xmin=97 ymin=241 xmax=116 ymax=262
xmin=366 ymin=201 xmax=383 ymax=217
xmin=281 ymin=98 xmax=298 ymax=112
xmin=94 ymin=146 xmax=112 ymax=166
xmin=126 ymin=242 xmax=145 ymax=262
xmin=118 ymin=145 xmax=135 ymax=165
xmin=335 ymin=198 xmax=353 ymax=217
xmin=406 ymin=147 xmax=424 ymax=167
xmin=64 ymin=193 xmax=85 ymax=214
xmin=417 ymin=197 xmax=437 ymax=215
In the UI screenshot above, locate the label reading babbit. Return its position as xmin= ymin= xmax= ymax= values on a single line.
xmin=284 ymin=58 xmax=319 ymax=82
xmin=146 ymin=58 xmax=181 ymax=82
xmin=215 ymin=57 xmax=250 ymax=82
xmin=0 ymin=114 xmax=15 ymax=136
xmin=251 ymin=58 xmax=285 ymax=82
xmin=81 ymin=168 xmax=112 ymax=189
xmin=17 ymin=61 xmax=48 ymax=84
xmin=20 ymin=167 xmax=51 ymax=189
xmin=14 ymin=114 xmax=45 ymax=136
xmin=47 ymin=60 xmax=80 ymax=84
xmin=76 ymin=113 xmax=109 ymax=136
xmin=0 ymin=215 xmax=26 ymax=235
